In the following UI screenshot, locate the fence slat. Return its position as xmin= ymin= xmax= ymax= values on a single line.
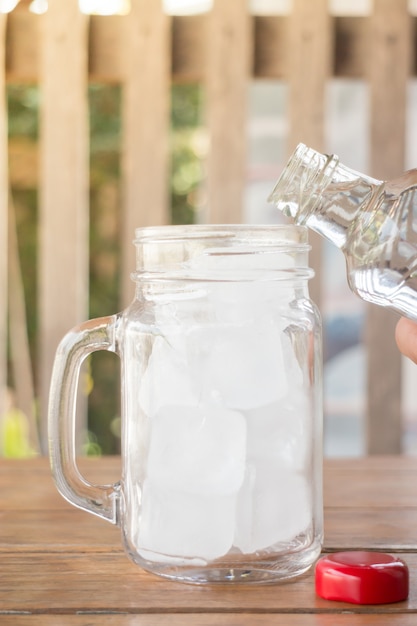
xmin=253 ymin=16 xmax=286 ymax=79
xmin=366 ymin=0 xmax=412 ymax=454
xmin=38 ymin=0 xmax=89 ymax=450
xmin=8 ymin=193 xmax=40 ymax=453
xmin=206 ymin=0 xmax=251 ymax=224
xmin=334 ymin=17 xmax=367 ymax=78
xmin=121 ymin=0 xmax=170 ymax=307
xmin=4 ymin=2 xmax=417 ymax=457
xmin=287 ymin=0 xmax=332 ymax=308
xmin=89 ymin=15 xmax=126 ymax=82
xmin=0 ymin=15 xmax=7 ymax=430
xmin=172 ymin=15 xmax=205 ymax=82
xmin=6 ymin=8 xmax=38 ymax=82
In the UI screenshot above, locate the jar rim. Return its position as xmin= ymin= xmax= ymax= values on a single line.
xmin=134 ymin=224 xmax=309 ymax=247
xmin=132 ymin=224 xmax=313 ymax=282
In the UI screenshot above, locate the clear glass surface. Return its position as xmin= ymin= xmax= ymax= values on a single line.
xmin=48 ymin=224 xmax=323 ymax=584
xmin=270 ymin=144 xmax=417 ymax=321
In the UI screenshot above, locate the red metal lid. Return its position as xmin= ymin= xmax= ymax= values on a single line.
xmin=315 ymin=551 xmax=409 ymax=605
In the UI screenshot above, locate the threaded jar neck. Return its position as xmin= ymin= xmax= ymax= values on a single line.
xmin=132 ymin=224 xmax=314 ymax=283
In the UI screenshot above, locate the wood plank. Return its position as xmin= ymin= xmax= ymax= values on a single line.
xmin=5 ymin=9 xmax=39 ymax=82
xmin=172 ymin=14 xmax=206 ymax=82
xmin=120 ymin=0 xmax=170 ymax=307
xmin=6 ymin=617 xmax=417 ymax=626
xmin=0 ymin=450 xmax=365 ymax=484
xmin=2 ymin=501 xmax=416 ymax=554
xmin=4 ymin=454 xmax=417 ymax=509
xmin=253 ymin=15 xmax=286 ymax=78
xmin=324 ymin=507 xmax=417 ymax=550
xmin=38 ymin=0 xmax=89 ymax=450
xmin=286 ymin=0 xmax=332 ymax=309
xmin=324 ymin=466 xmax=417 ymax=507
xmin=0 ymin=509 xmax=121 ymax=551
xmin=286 ymin=0 xmax=332 ymax=151
xmin=334 ymin=17 xmax=367 ymax=77
xmin=368 ymin=0 xmax=411 ymax=180
xmin=88 ymin=15 xmax=127 ymax=81
xmin=1 ymin=457 xmax=417 ymax=557
xmin=366 ymin=0 xmax=412 ymax=454
xmin=1 ymin=458 xmax=416 ymax=550
xmin=0 ymin=15 xmax=7 ymax=431
xmin=0 ymin=457 xmax=121 ymax=509
xmin=322 ymin=455 xmax=417 ymax=470
xmin=0 ymin=551 xmax=415 ymax=613
xmin=6 ymin=12 xmax=417 ymax=83
xmin=205 ymin=0 xmax=251 ymax=223
xmin=0 ymin=457 xmax=416 ymax=620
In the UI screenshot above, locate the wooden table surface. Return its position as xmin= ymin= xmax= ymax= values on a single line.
xmin=1 ymin=456 xmax=417 ymax=625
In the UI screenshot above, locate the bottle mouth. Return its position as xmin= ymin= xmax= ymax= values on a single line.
xmin=268 ymin=144 xmax=340 ymax=223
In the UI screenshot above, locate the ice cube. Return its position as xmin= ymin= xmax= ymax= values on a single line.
xmin=187 ymin=321 xmax=288 ymax=410
xmin=205 ymin=281 xmax=284 ymax=325
xmin=137 ymin=480 xmax=236 ymax=561
xmin=234 ymin=464 xmax=312 ymax=553
xmin=151 ymin=287 xmax=211 ymax=326
xmin=244 ymin=395 xmax=311 ymax=471
xmin=138 ymin=404 xmax=246 ymax=560
xmin=138 ymin=334 xmax=199 ymax=415
xmin=186 ymin=246 xmax=297 ymax=325
xmin=146 ymin=404 xmax=247 ymax=495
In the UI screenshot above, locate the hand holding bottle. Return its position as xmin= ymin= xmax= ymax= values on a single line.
xmin=396 ymin=317 xmax=417 ymax=364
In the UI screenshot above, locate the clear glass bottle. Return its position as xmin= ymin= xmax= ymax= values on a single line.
xmin=48 ymin=224 xmax=323 ymax=585
xmin=269 ymin=143 xmax=417 ymax=321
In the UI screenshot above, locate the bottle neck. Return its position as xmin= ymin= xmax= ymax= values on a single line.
xmin=269 ymin=144 xmax=384 ymax=250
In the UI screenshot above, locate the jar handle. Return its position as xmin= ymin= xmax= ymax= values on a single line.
xmin=48 ymin=315 xmax=121 ymax=524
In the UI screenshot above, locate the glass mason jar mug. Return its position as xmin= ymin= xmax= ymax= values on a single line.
xmin=48 ymin=224 xmax=323 ymax=584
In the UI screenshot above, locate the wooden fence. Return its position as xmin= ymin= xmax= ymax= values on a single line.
xmin=1 ymin=0 xmax=415 ymax=454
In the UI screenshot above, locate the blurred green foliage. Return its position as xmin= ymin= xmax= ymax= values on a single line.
xmin=2 ymin=407 xmax=37 ymax=458
xmin=7 ymin=85 xmax=39 ymax=139
xmin=6 ymin=81 xmax=203 ymax=456
xmin=7 ymin=87 xmax=39 ymax=381
xmin=171 ymin=84 xmax=205 ymax=224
